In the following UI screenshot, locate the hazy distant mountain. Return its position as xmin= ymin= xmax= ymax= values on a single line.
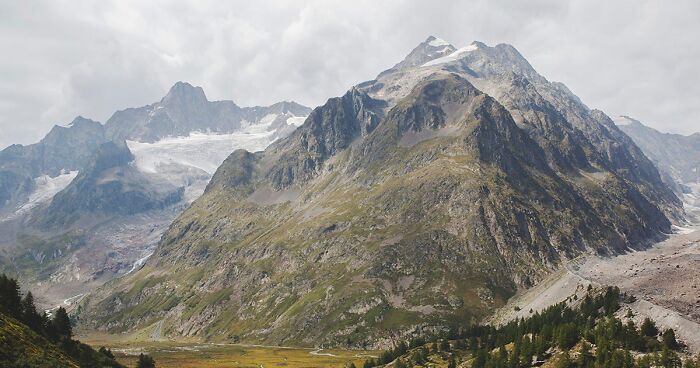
xmin=0 ymin=117 xmax=106 ymax=211
xmin=36 ymin=141 xmax=183 ymax=227
xmin=79 ymin=37 xmax=681 ymax=348
xmin=0 ymin=83 xmax=310 ymax=307
xmin=104 ymin=81 xmax=310 ymax=143
xmin=615 ymin=115 xmax=700 ymax=192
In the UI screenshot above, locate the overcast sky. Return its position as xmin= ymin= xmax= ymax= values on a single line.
xmin=1 ymin=0 xmax=699 ymax=149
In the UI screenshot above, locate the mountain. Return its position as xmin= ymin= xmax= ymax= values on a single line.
xmin=35 ymin=141 xmax=184 ymax=227
xmin=0 ymin=117 xmax=106 ymax=212
xmin=104 ymin=82 xmax=310 ymax=143
xmin=615 ymin=116 xmax=700 ymax=192
xmin=378 ymin=36 xmax=456 ymax=77
xmin=0 ymin=83 xmax=310 ymax=309
xmin=78 ymin=37 xmax=681 ymax=348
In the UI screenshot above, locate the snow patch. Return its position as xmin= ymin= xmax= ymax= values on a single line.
xmin=428 ymin=37 xmax=450 ymax=47
xmin=127 ymin=125 xmax=276 ymax=175
xmin=286 ymin=116 xmax=307 ymax=127
xmin=422 ymin=43 xmax=479 ymax=67
xmin=126 ymin=117 xmax=302 ymax=203
xmin=259 ymin=113 xmax=278 ymax=125
xmin=15 ymin=171 xmax=78 ymax=214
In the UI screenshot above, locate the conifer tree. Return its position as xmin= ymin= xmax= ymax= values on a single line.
xmin=137 ymin=353 xmax=156 ymax=368
xmin=21 ymin=291 xmax=43 ymax=332
xmin=52 ymin=307 xmax=72 ymax=339
xmin=0 ymin=273 xmax=22 ymax=319
xmin=662 ymin=329 xmax=679 ymax=350
xmin=641 ymin=318 xmax=659 ymax=337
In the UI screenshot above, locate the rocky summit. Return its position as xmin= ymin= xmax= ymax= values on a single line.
xmin=78 ymin=37 xmax=682 ymax=349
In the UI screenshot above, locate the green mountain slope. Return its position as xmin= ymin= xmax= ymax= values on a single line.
xmin=0 ymin=311 xmax=79 ymax=367
xmin=0 ymin=273 xmax=124 ymax=367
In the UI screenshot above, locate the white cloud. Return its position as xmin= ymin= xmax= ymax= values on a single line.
xmin=1 ymin=0 xmax=699 ymax=149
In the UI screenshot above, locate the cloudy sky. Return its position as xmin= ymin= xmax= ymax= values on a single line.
xmin=1 ymin=0 xmax=699 ymax=149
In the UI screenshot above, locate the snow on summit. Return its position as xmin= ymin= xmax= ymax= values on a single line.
xmin=422 ymin=42 xmax=480 ymax=67
xmin=428 ymin=37 xmax=451 ymax=47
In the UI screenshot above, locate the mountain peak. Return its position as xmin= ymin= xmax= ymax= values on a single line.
xmin=162 ymin=81 xmax=208 ymax=105
xmin=67 ymin=116 xmax=100 ymax=128
xmin=379 ymin=36 xmax=456 ymax=76
xmin=424 ymin=35 xmax=452 ymax=48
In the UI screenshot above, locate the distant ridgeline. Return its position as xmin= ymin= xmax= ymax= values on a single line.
xmin=363 ymin=287 xmax=695 ymax=368
xmin=0 ymin=273 xmax=124 ymax=367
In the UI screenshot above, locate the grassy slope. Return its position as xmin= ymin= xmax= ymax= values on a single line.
xmin=0 ymin=312 xmax=79 ymax=367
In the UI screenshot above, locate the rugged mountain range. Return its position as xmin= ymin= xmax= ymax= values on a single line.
xmin=105 ymin=81 xmax=309 ymax=143
xmin=615 ymin=115 xmax=700 ymax=193
xmin=0 ymin=83 xmax=310 ymax=307
xmin=78 ymin=37 xmax=682 ymax=348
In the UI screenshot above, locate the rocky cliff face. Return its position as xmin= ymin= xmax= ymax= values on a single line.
xmin=79 ymin=37 xmax=682 ymax=348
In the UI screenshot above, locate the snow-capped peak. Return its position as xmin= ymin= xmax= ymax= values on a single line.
xmin=422 ymin=41 xmax=481 ymax=67
xmin=427 ymin=37 xmax=451 ymax=48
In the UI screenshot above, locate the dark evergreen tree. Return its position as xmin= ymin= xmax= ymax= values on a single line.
xmin=662 ymin=329 xmax=679 ymax=350
xmin=641 ymin=318 xmax=659 ymax=337
xmin=137 ymin=353 xmax=156 ymax=368
xmin=21 ymin=291 xmax=44 ymax=333
xmin=555 ymin=323 xmax=579 ymax=349
xmin=473 ymin=349 xmax=487 ymax=368
xmin=0 ymin=273 xmax=22 ymax=319
xmin=99 ymin=346 xmax=115 ymax=359
xmin=659 ymin=346 xmax=681 ymax=368
xmin=468 ymin=336 xmax=478 ymax=353
xmin=52 ymin=307 xmax=72 ymax=339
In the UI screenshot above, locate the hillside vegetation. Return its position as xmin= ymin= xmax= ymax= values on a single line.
xmin=0 ymin=273 xmax=124 ymax=367
xmin=364 ymin=287 xmax=697 ymax=368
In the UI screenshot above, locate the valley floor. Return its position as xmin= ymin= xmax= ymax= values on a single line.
xmin=80 ymin=334 xmax=377 ymax=368
xmin=490 ymin=216 xmax=700 ymax=353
